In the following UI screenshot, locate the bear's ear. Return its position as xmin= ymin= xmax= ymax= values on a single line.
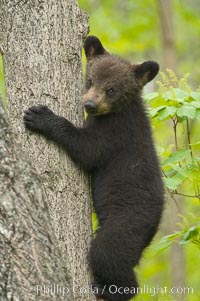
xmin=84 ymin=36 xmax=107 ymax=60
xmin=132 ymin=61 xmax=159 ymax=86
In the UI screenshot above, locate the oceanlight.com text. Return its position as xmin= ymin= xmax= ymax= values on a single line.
xmin=34 ymin=282 xmax=194 ymax=297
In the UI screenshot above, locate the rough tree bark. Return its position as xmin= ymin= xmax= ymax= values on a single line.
xmin=0 ymin=99 xmax=74 ymax=301
xmin=157 ymin=1 xmax=186 ymax=298
xmin=0 ymin=1 xmax=95 ymax=300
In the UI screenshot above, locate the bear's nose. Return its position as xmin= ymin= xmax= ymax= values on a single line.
xmin=84 ymin=101 xmax=96 ymax=112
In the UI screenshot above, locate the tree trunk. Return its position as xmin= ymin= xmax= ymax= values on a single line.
xmin=0 ymin=99 xmax=74 ymax=301
xmin=157 ymin=0 xmax=176 ymax=70
xmin=0 ymin=1 xmax=95 ymax=300
xmin=157 ymin=1 xmax=186 ymax=298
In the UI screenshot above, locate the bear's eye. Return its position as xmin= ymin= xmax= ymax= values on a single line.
xmin=86 ymin=79 xmax=93 ymax=89
xmin=106 ymin=88 xmax=115 ymax=97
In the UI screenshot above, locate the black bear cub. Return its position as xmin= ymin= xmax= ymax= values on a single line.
xmin=24 ymin=36 xmax=164 ymax=301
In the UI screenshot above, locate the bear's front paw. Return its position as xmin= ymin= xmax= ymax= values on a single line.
xmin=23 ymin=105 xmax=54 ymax=134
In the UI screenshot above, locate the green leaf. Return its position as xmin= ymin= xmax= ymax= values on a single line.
xmin=180 ymin=226 xmax=200 ymax=245
xmin=190 ymin=101 xmax=200 ymax=108
xmin=163 ymin=149 xmax=190 ymax=166
xmin=160 ymin=232 xmax=181 ymax=242
xmin=173 ymin=88 xmax=188 ymax=102
xmin=144 ymin=92 xmax=159 ymax=102
xmin=149 ymin=105 xmax=166 ymax=117
xmin=167 ymin=164 xmax=191 ymax=178
xmin=162 ymin=88 xmax=188 ymax=103
xmin=176 ymin=104 xmax=196 ymax=119
xmin=177 ymin=116 xmax=186 ymax=123
xmin=153 ymin=232 xmax=181 ymax=255
xmin=195 ymin=110 xmax=200 ymax=120
xmin=190 ymin=91 xmax=200 ymax=101
xmin=156 ymin=106 xmax=177 ymax=120
xmin=162 ymin=90 xmax=173 ymax=101
xmin=164 ymin=176 xmax=184 ymax=190
xmin=153 ymin=241 xmax=173 ymax=256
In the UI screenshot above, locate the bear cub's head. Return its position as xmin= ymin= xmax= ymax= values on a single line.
xmin=83 ymin=36 xmax=159 ymax=116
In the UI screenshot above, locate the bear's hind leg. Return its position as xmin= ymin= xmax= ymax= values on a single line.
xmin=89 ymin=222 xmax=139 ymax=301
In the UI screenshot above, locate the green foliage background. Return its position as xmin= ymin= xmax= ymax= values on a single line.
xmin=0 ymin=0 xmax=200 ymax=300
xmin=79 ymin=0 xmax=200 ymax=83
